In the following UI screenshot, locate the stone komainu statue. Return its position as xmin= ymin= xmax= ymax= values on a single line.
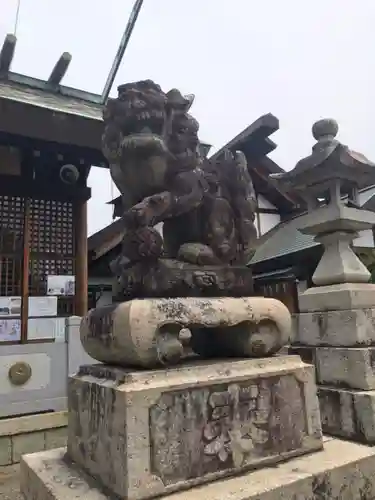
xmin=102 ymin=79 xmax=257 ymax=299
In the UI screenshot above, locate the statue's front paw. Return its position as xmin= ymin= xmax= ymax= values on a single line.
xmin=124 ymin=205 xmax=149 ymax=228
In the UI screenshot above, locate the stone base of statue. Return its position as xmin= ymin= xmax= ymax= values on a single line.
xmin=113 ymin=259 xmax=254 ymax=302
xmin=80 ymin=297 xmax=293 ymax=368
xmin=20 ymin=437 xmax=375 ymax=500
xmin=21 ymin=356 xmax=323 ymax=500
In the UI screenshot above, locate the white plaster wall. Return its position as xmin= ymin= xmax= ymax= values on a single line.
xmin=257 ymin=195 xmax=277 ymax=210
xmin=258 ymin=212 xmax=281 ymax=236
xmin=66 ymin=316 xmax=97 ymax=376
xmin=0 ymin=342 xmax=67 ymax=417
xmin=0 ymin=352 xmax=51 ymax=395
xmin=0 ymin=317 xmax=98 ymax=417
xmin=254 ymin=217 xmax=260 ymax=237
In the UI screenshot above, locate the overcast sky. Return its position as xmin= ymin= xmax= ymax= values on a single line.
xmin=1 ymin=0 xmax=374 ymax=234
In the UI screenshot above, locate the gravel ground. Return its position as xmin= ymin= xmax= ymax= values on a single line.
xmin=0 ymin=465 xmax=22 ymax=500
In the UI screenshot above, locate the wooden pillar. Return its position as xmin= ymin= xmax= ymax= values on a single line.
xmin=74 ymin=200 xmax=88 ymax=316
xmin=21 ymin=199 xmax=30 ymax=343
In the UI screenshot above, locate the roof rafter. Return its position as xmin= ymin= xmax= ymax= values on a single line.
xmin=0 ymin=34 xmax=17 ymax=75
xmin=47 ymin=52 xmax=72 ymax=87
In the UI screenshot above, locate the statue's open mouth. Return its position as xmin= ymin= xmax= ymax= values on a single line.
xmin=121 ymin=108 xmax=168 ymax=154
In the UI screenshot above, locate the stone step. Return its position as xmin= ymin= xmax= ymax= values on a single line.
xmin=21 ymin=438 xmax=375 ymax=499
xmin=316 ymin=346 xmax=375 ymax=390
xmin=318 ymin=385 xmax=375 ymax=443
xmin=296 ymin=308 xmax=375 ymax=346
xmin=0 ymin=411 xmax=67 ymax=466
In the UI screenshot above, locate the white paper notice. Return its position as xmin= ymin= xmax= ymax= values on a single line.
xmin=0 ymin=318 xmax=21 ymax=342
xmin=27 ymin=318 xmax=66 ymax=341
xmin=0 ymin=296 xmax=58 ymax=318
xmin=47 ymin=276 xmax=75 ymax=296
xmin=28 ymin=296 xmax=58 ymax=317
xmin=0 ymin=297 xmax=21 ymax=317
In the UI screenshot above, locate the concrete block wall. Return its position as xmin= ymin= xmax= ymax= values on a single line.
xmin=0 ymin=412 xmax=68 ymax=465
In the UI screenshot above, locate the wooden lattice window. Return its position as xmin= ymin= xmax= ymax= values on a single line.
xmin=0 ymin=195 xmax=77 ymax=343
xmin=29 ymin=199 xmax=75 ymax=316
xmin=0 ymin=195 xmax=24 ymax=297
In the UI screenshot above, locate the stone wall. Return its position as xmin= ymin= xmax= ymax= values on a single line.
xmin=0 ymin=411 xmax=67 ymax=465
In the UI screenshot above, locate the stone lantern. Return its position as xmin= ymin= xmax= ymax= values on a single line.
xmin=272 ymin=118 xmax=375 ymax=310
xmin=273 ymin=119 xmax=375 ymax=443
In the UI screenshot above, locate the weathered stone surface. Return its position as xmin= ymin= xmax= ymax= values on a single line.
xmin=80 ymin=297 xmax=292 ymax=368
xmin=21 ymin=438 xmax=375 ymax=500
xmin=0 ymin=411 xmax=67 ymax=438
xmin=12 ymin=431 xmax=45 ymax=464
xmin=102 ymin=80 xmax=258 ymax=300
xmin=316 ymin=347 xmax=375 ymax=390
xmin=66 ymin=356 xmax=322 ymax=500
xmin=312 ymin=229 xmax=371 ymax=285
xmin=299 ymin=283 xmax=375 ymax=313
xmin=45 ymin=427 xmax=67 ymax=450
xmin=113 ymin=260 xmax=254 ymax=301
xmin=0 ymin=436 xmax=12 ymax=466
xmin=319 ymin=386 xmax=375 ymax=443
xmin=296 ymin=308 xmax=375 ymax=346
xmin=271 ymin=118 xmax=375 ymax=292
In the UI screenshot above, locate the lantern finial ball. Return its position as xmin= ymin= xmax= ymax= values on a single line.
xmin=312 ymin=118 xmax=338 ymax=141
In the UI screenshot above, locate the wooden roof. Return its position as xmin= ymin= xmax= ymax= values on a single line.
xmin=88 ymin=218 xmax=124 ymax=262
xmin=0 ymin=34 xmax=105 ymax=161
xmin=210 ymin=113 xmax=303 ymax=211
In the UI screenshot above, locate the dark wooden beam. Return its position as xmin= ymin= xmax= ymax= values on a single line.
xmin=0 ymin=174 xmax=91 ymax=201
xmin=0 ymin=96 xmax=105 ymax=161
xmin=210 ymin=114 xmax=279 ymax=162
xmin=249 ymin=162 xmax=297 ymax=211
xmin=74 ymin=201 xmax=88 ymax=316
xmin=0 ymin=34 xmax=17 ymax=74
xmin=256 ymin=207 xmax=280 ymax=215
xmin=48 ymin=52 xmax=72 ymax=86
xmin=0 ymin=131 xmax=106 ymax=167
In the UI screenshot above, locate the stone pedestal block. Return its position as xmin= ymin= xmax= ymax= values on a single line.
xmin=318 ymin=386 xmax=375 ymax=443
xmin=66 ymin=356 xmax=322 ymax=500
xmin=299 ymin=282 xmax=375 ymax=313
xmin=80 ymin=297 xmax=292 ymax=368
xmin=312 ymin=230 xmax=371 ymax=286
xmin=20 ymin=439 xmax=375 ymax=500
xmin=316 ymin=347 xmax=375 ymax=390
xmin=296 ymin=308 xmax=375 ymax=346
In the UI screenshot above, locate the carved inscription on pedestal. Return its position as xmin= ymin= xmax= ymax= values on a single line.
xmin=149 ymin=375 xmax=307 ymax=484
